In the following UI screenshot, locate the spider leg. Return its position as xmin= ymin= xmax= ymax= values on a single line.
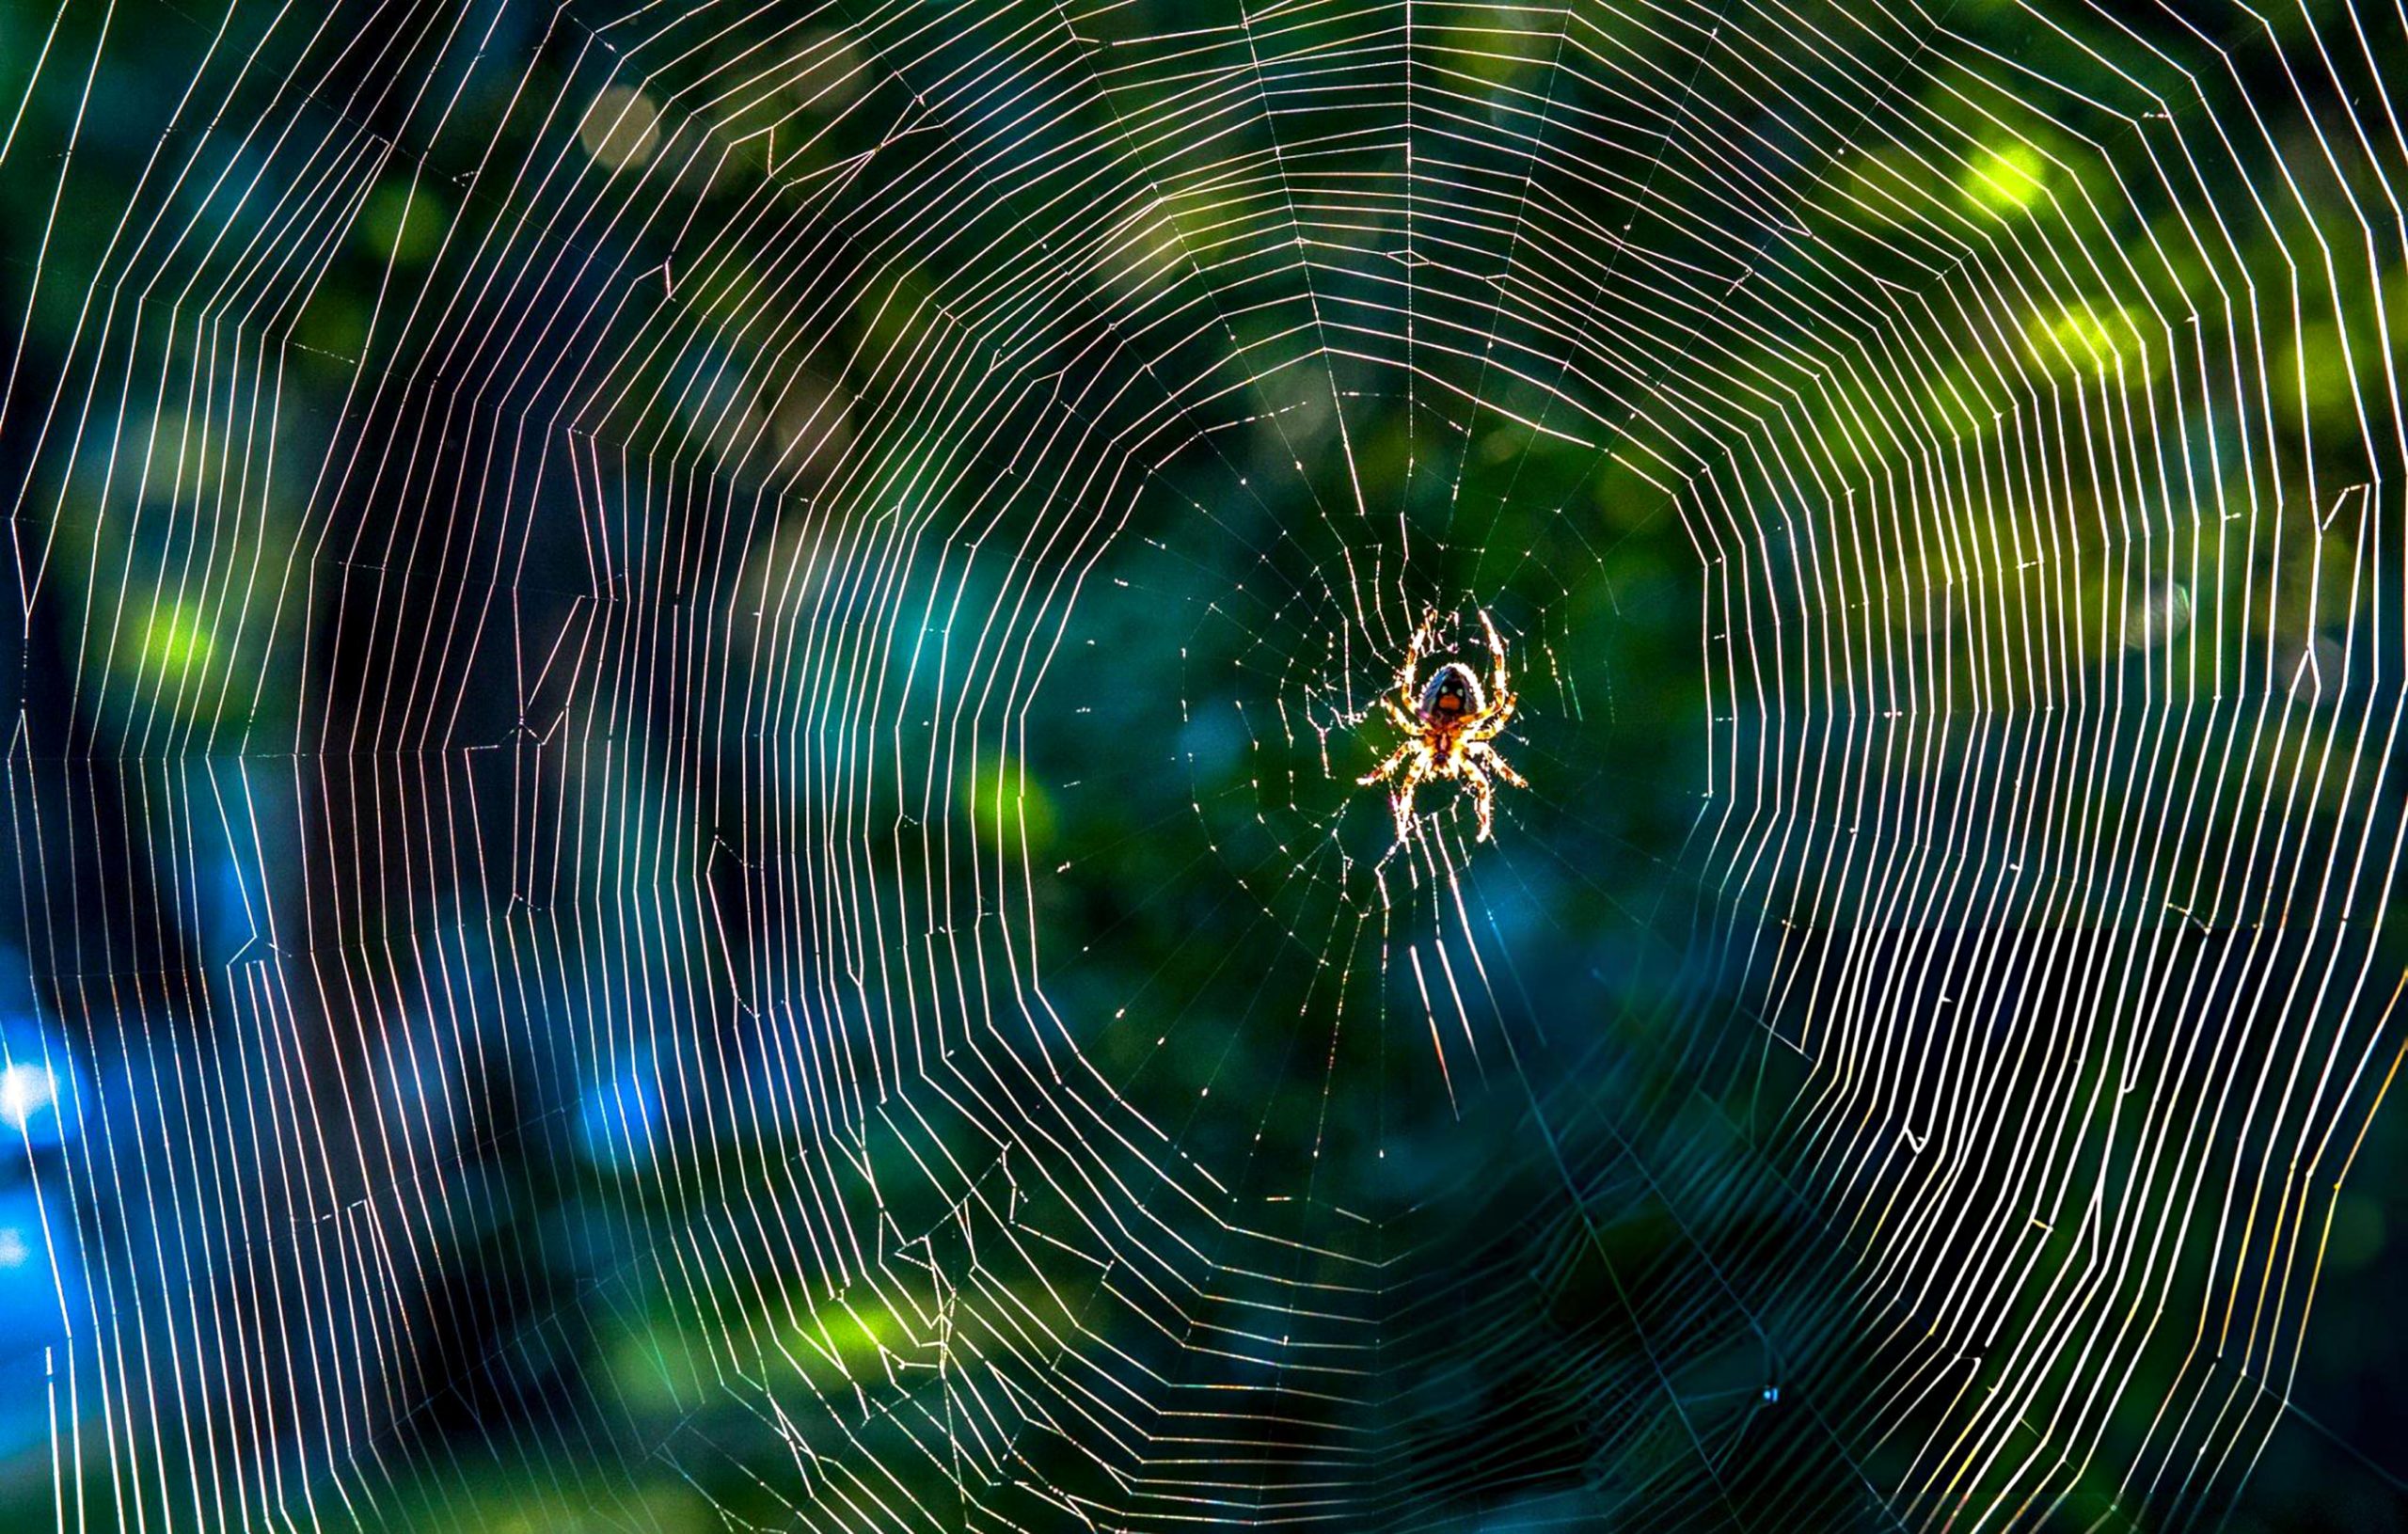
xmin=1464 ymin=761 xmax=1497 ymax=842
xmin=1468 ymin=738 xmax=1528 ymax=789
xmin=1388 ymin=751 xmax=1431 ymax=844
xmin=1393 ymin=609 xmax=1442 ymax=713
xmin=1381 ymin=695 xmax=1418 ymax=732
xmin=1363 ymin=741 xmax=1432 ymax=843
xmin=1358 ymin=737 xmax=1417 ymax=786
xmin=1481 ymin=609 xmax=1512 ymax=698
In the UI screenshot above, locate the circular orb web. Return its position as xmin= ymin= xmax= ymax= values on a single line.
xmin=1 ymin=0 xmax=2405 ymax=1530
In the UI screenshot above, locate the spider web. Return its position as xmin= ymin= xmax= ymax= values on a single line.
xmin=0 ymin=0 xmax=2403 ymax=1527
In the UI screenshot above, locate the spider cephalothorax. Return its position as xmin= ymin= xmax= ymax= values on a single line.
xmin=1358 ymin=609 xmax=1529 ymax=844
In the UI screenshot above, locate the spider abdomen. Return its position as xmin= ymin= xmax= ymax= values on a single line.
xmin=1418 ymin=661 xmax=1486 ymax=723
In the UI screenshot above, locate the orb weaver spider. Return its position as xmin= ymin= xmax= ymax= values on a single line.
xmin=1357 ymin=609 xmax=1529 ymax=845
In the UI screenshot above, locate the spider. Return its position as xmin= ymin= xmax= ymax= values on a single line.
xmin=1357 ymin=609 xmax=1529 ymax=845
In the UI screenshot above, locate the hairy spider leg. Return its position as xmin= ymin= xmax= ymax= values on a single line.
xmin=1481 ymin=609 xmax=1512 ymax=697
xmin=1373 ymin=745 xmax=1433 ymax=844
xmin=1468 ymin=738 xmax=1528 ymax=789
xmin=1465 ymin=762 xmax=1500 ymax=842
xmin=1393 ymin=611 xmax=1442 ymax=712
xmin=1357 ymin=737 xmax=1419 ymax=789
